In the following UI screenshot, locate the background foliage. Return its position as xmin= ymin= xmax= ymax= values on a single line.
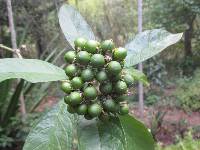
xmin=0 ymin=0 xmax=200 ymax=149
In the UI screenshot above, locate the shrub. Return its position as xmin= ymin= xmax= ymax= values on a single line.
xmin=174 ymin=69 xmax=200 ymax=111
xmin=156 ymin=131 xmax=200 ymax=150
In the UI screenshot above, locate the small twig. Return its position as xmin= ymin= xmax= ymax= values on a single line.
xmin=0 ymin=44 xmax=23 ymax=58
xmin=0 ymin=44 xmax=14 ymax=52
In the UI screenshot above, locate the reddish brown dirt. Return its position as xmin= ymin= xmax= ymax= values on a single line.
xmin=131 ymin=105 xmax=200 ymax=145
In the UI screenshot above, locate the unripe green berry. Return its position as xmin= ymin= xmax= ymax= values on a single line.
xmin=85 ymin=40 xmax=99 ymax=54
xmin=99 ymin=82 xmax=112 ymax=95
xmin=84 ymin=86 xmax=98 ymax=100
xmin=69 ymin=91 xmax=82 ymax=106
xmin=81 ymin=68 xmax=94 ymax=82
xmin=61 ymin=81 xmax=72 ymax=94
xmin=88 ymin=103 xmax=102 ymax=117
xmin=64 ymin=50 xmax=76 ymax=63
xmin=74 ymin=37 xmax=87 ymax=50
xmin=77 ymin=104 xmax=87 ymax=115
xmin=71 ymin=77 xmax=83 ymax=89
xmin=123 ymin=74 xmax=134 ymax=86
xmin=96 ymin=70 xmax=108 ymax=83
xmin=107 ymin=61 xmax=122 ymax=75
xmin=64 ymin=95 xmax=70 ymax=104
xmin=114 ymin=81 xmax=127 ymax=94
xmin=113 ymin=47 xmax=127 ymax=61
xmin=90 ymin=54 xmax=105 ymax=68
xmin=119 ymin=104 xmax=129 ymax=115
xmin=103 ymin=99 xmax=116 ymax=112
xmin=100 ymin=39 xmax=114 ymax=53
xmin=65 ymin=64 xmax=77 ymax=77
xmin=76 ymin=51 xmax=90 ymax=64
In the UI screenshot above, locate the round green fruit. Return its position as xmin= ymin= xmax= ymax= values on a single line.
xmin=103 ymin=99 xmax=116 ymax=112
xmin=84 ymin=86 xmax=97 ymax=100
xmin=67 ymin=105 xmax=76 ymax=114
xmin=64 ymin=51 xmax=76 ymax=63
xmin=107 ymin=61 xmax=122 ymax=74
xmin=81 ymin=68 xmax=94 ymax=82
xmin=123 ymin=74 xmax=134 ymax=86
xmin=90 ymin=54 xmax=105 ymax=68
xmin=61 ymin=81 xmax=72 ymax=94
xmin=99 ymin=82 xmax=112 ymax=95
xmin=119 ymin=104 xmax=129 ymax=115
xmin=113 ymin=47 xmax=127 ymax=61
xmin=77 ymin=104 xmax=87 ymax=115
xmin=116 ymin=95 xmax=127 ymax=102
xmin=96 ymin=70 xmax=108 ymax=83
xmin=100 ymin=39 xmax=114 ymax=53
xmin=76 ymin=51 xmax=90 ymax=64
xmin=114 ymin=81 xmax=127 ymax=94
xmin=64 ymin=95 xmax=70 ymax=104
xmin=69 ymin=91 xmax=82 ymax=105
xmin=88 ymin=103 xmax=102 ymax=117
xmin=85 ymin=40 xmax=99 ymax=54
xmin=110 ymin=73 xmax=122 ymax=81
xmin=65 ymin=64 xmax=77 ymax=77
xmin=74 ymin=37 xmax=87 ymax=50
xmin=71 ymin=77 xmax=83 ymax=89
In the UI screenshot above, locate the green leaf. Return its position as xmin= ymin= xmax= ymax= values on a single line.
xmin=58 ymin=4 xmax=95 ymax=48
xmin=125 ymin=29 xmax=183 ymax=67
xmin=23 ymin=104 xmax=154 ymax=150
xmin=123 ymin=68 xmax=149 ymax=86
xmin=0 ymin=80 xmax=10 ymax=107
xmin=2 ymin=80 xmax=24 ymax=126
xmin=0 ymin=58 xmax=67 ymax=83
xmin=77 ymin=115 xmax=154 ymax=150
xmin=119 ymin=115 xmax=155 ymax=150
xmin=23 ymin=101 xmax=76 ymax=150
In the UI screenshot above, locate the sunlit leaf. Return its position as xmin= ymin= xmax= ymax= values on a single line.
xmin=125 ymin=29 xmax=183 ymax=67
xmin=58 ymin=4 xmax=95 ymax=48
xmin=0 ymin=58 xmax=67 ymax=83
xmin=23 ymin=101 xmax=76 ymax=150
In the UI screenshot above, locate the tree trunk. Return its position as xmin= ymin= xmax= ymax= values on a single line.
xmin=6 ymin=0 xmax=27 ymax=119
xmin=137 ymin=0 xmax=144 ymax=118
xmin=184 ymin=15 xmax=195 ymax=57
xmin=184 ymin=25 xmax=193 ymax=57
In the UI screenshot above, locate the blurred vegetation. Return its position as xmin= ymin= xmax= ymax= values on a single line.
xmin=0 ymin=0 xmax=200 ymax=149
xmin=156 ymin=131 xmax=200 ymax=150
xmin=174 ymin=69 xmax=200 ymax=111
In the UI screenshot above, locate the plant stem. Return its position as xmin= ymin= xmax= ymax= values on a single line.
xmin=6 ymin=0 xmax=26 ymax=119
xmin=0 ymin=44 xmax=23 ymax=58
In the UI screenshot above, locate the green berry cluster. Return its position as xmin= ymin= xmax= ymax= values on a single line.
xmin=61 ymin=37 xmax=134 ymax=120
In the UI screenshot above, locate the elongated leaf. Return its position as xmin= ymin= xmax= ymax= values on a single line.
xmin=0 ymin=58 xmax=67 ymax=83
xmin=78 ymin=115 xmax=154 ymax=150
xmin=58 ymin=4 xmax=95 ymax=48
xmin=0 ymin=80 xmax=10 ymax=105
xmin=3 ymin=80 xmax=24 ymax=126
xmin=125 ymin=29 xmax=183 ymax=67
xmin=23 ymin=101 xmax=76 ymax=150
xmin=123 ymin=68 xmax=149 ymax=86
